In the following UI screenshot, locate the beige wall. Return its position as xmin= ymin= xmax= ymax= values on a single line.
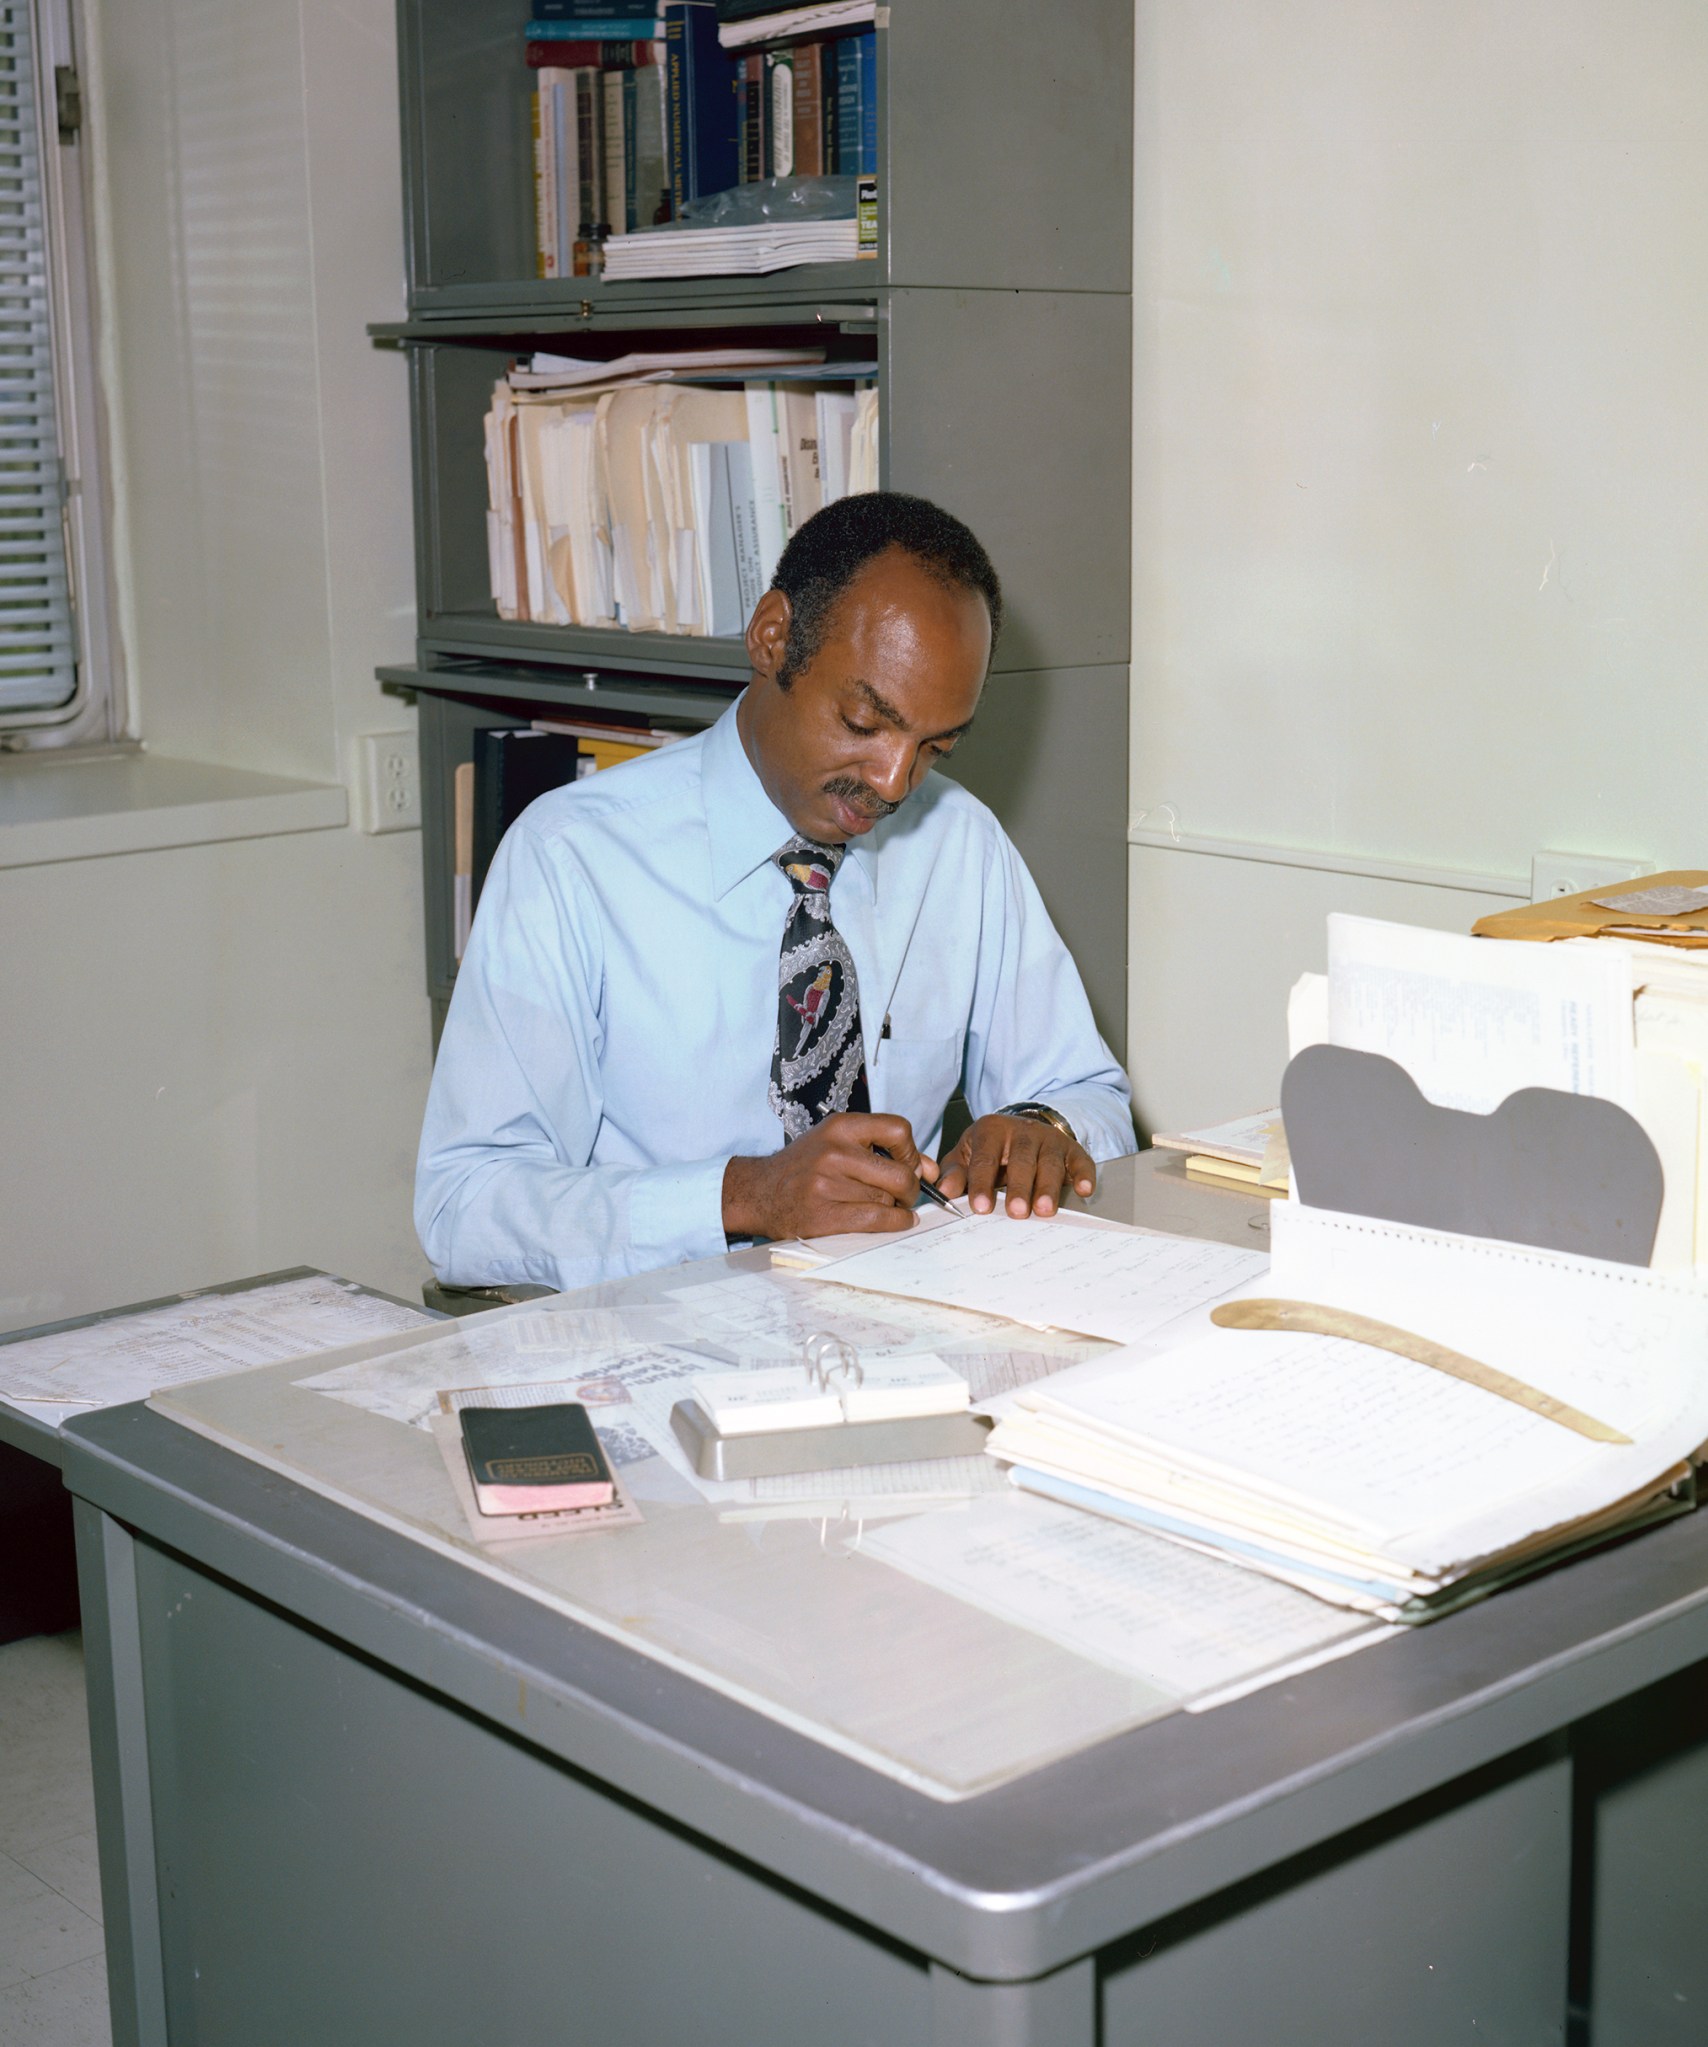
xmin=1128 ymin=1 xmax=1708 ymax=1131
xmin=0 ymin=0 xmax=431 ymax=1331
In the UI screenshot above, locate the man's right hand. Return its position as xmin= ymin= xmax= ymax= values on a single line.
xmin=723 ymin=1114 xmax=930 ymax=1243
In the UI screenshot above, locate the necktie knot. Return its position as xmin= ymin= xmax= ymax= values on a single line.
xmin=775 ymin=837 xmax=844 ymax=898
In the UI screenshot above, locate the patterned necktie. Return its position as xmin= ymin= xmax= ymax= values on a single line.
xmin=768 ymin=835 xmax=871 ymax=1141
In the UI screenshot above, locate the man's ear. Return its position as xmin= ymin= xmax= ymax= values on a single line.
xmin=745 ymin=587 xmax=792 ymax=683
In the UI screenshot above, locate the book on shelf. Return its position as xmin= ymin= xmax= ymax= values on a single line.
xmin=766 ymin=48 xmax=794 ymax=177
xmin=532 ymin=0 xmax=661 ymax=16
xmin=531 ymin=78 xmax=560 ymax=278
xmin=455 ymin=718 xmax=682 ymax=958
xmin=526 ymin=37 xmax=657 ymax=65
xmin=664 ymin=0 xmax=740 ymax=216
xmin=484 ymin=362 xmax=878 ymax=636
xmin=739 ymin=53 xmax=763 ymax=183
xmin=734 ymin=29 xmax=873 ymax=182
xmin=452 ymin=761 xmax=475 ymax=961
xmin=525 ymin=4 xmax=872 ymax=277
xmin=470 ymin=728 xmax=583 ymax=908
xmin=533 ymin=63 xmax=621 ymax=276
xmin=527 ymin=4 xmax=669 ymax=241
xmin=527 ymin=16 xmax=668 ymax=34
xmin=790 ymin=38 xmax=824 ymax=174
xmin=529 ymin=715 xmax=689 ymax=752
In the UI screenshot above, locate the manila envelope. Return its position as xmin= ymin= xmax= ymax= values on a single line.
xmin=1473 ymin=870 xmax=1708 ymax=948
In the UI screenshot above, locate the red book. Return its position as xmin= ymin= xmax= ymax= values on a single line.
xmin=792 ymin=39 xmax=824 ymax=177
xmin=527 ymin=38 xmax=655 ymax=68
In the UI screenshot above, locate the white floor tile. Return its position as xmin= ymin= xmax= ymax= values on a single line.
xmin=0 ymin=1633 xmax=96 ymax=1867
xmin=12 ymin=1836 xmax=101 ymax=1928
xmin=0 ymin=1888 xmax=102 ymax=1993
xmin=0 ymin=1953 xmax=112 ymax=2047
xmin=0 ymin=1853 xmax=52 ymax=1916
xmin=0 ymin=1633 xmax=107 ymax=2024
xmin=0 ymin=1780 xmax=96 ymax=1869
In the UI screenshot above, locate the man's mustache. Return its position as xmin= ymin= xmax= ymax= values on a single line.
xmin=822 ymin=776 xmax=898 ymax=819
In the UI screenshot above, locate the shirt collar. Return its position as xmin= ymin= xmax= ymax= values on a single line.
xmin=702 ymin=693 xmax=878 ymax=904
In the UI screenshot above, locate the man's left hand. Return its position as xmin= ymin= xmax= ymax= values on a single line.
xmin=932 ymin=1115 xmax=1096 ymax=1219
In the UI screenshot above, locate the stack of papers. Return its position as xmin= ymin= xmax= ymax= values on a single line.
xmin=510 ymin=346 xmax=825 ymax=393
xmin=601 ymin=219 xmax=862 ymax=278
xmin=1151 ymin=1110 xmax=1290 ymax=1194
xmin=984 ymin=1202 xmax=1708 ymax=1621
xmin=0 ymin=1274 xmax=434 ymax=1428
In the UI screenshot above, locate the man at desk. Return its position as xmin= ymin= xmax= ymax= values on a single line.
xmin=417 ymin=491 xmax=1134 ymax=1289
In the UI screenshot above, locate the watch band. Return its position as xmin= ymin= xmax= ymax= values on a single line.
xmin=995 ymin=1100 xmax=1078 ymax=1146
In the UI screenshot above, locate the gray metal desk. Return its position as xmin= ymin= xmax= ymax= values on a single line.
xmin=62 ymin=1158 xmax=1708 ymax=2046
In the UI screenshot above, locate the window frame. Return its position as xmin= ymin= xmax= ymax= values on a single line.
xmin=0 ymin=0 xmax=122 ymax=749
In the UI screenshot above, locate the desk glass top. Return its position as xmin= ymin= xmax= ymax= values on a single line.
xmin=148 ymin=1158 xmax=1322 ymax=1800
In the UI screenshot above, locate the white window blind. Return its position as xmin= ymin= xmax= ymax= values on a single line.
xmin=0 ymin=0 xmax=74 ymax=714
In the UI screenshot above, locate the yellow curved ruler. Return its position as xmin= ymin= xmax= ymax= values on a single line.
xmin=1209 ymin=1298 xmax=1631 ymax=1446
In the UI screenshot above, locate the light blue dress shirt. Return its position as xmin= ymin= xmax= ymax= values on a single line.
xmin=416 ymin=695 xmax=1134 ymax=1289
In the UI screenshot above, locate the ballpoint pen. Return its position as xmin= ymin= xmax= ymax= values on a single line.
xmin=872 ymin=1147 xmax=955 ymax=1210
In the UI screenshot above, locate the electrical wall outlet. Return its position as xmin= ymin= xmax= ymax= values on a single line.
xmin=1530 ymin=851 xmax=1652 ymax=902
xmin=357 ymin=729 xmax=420 ymax=834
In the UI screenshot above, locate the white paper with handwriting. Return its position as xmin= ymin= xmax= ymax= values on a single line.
xmin=807 ymin=1212 xmax=1267 ymax=1343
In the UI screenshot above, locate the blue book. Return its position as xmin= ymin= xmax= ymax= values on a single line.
xmin=526 ymin=19 xmax=667 ymax=37
xmin=832 ymin=37 xmax=859 ymax=176
xmin=855 ymin=30 xmax=875 ymax=176
xmin=664 ymin=0 xmax=738 ymax=213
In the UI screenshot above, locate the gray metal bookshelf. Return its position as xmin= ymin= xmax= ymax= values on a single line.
xmin=379 ymin=0 xmax=1133 ymax=1055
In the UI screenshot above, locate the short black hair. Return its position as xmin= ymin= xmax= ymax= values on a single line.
xmin=770 ymin=491 xmax=1003 ymax=686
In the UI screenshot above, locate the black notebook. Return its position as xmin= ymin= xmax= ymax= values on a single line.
xmin=459 ymin=1402 xmax=615 ymax=1516
xmin=470 ymin=729 xmax=582 ymax=909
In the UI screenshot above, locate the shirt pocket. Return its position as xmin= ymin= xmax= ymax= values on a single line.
xmin=872 ymin=1033 xmax=965 ymax=1128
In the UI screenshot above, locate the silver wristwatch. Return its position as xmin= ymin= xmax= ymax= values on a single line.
xmin=995 ymin=1100 xmax=1077 ymax=1145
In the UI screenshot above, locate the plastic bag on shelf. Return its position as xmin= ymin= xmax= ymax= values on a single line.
xmin=674 ymin=175 xmax=859 ymax=230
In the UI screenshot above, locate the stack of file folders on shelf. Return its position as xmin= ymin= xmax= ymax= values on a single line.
xmin=485 ymin=349 xmax=878 ymax=634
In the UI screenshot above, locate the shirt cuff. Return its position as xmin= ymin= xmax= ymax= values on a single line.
xmin=626 ymin=1155 xmax=732 ymax=1272
xmin=1039 ymin=1088 xmax=1138 ymax=1164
